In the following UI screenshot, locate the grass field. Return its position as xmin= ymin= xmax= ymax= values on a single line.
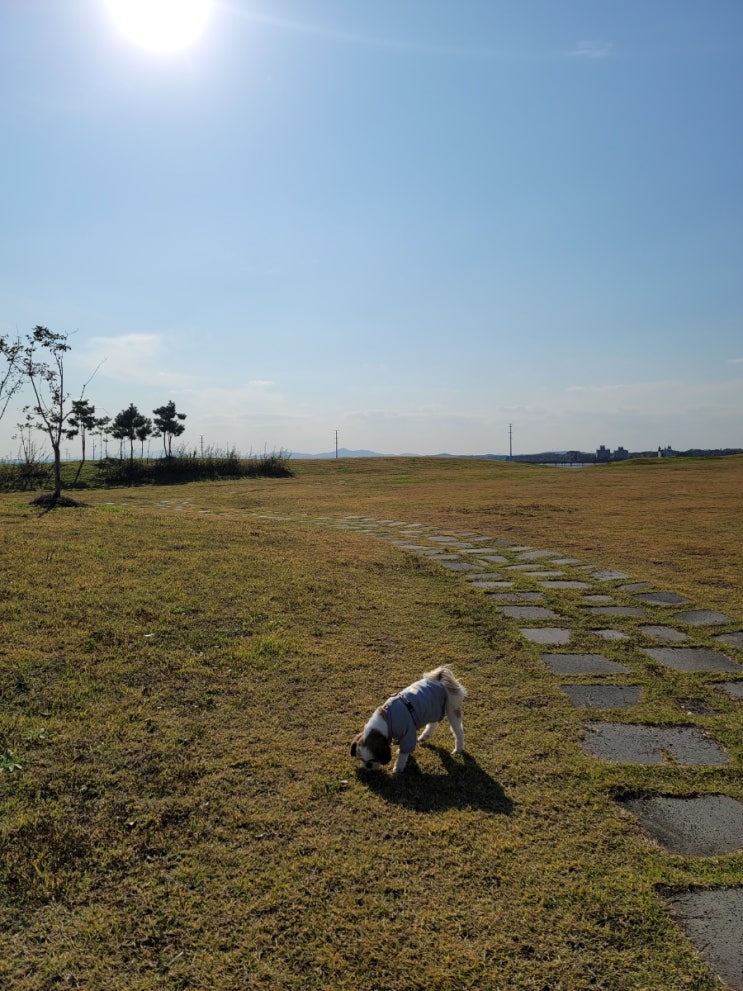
xmin=1 ymin=456 xmax=742 ymax=990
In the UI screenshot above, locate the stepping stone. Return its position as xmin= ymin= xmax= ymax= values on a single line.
xmin=439 ymin=561 xmax=480 ymax=571
xmin=541 ymin=654 xmax=631 ymax=674
xmin=620 ymin=795 xmax=743 ymax=856
xmin=635 ymin=591 xmax=689 ymax=607
xmin=465 ymin=573 xmax=503 ymax=581
xmin=619 ymin=582 xmax=654 ymax=592
xmin=551 ymin=557 xmax=582 ymax=565
xmin=664 ymin=888 xmax=743 ymax=990
xmin=470 ymin=580 xmax=513 ymax=589
xmin=638 ymin=625 xmax=689 ymax=642
xmin=716 ymin=682 xmax=743 ymax=701
xmin=591 ymin=570 xmax=632 ymax=581
xmin=516 ymin=549 xmax=560 ymax=561
xmin=581 ymin=723 xmax=729 ymax=765
xmin=586 ymin=606 xmax=647 ymax=617
xmin=644 ymin=647 xmax=741 ymax=673
xmin=561 ymin=685 xmax=642 ymax=709
xmin=522 ymin=571 xmax=565 ymax=579
xmin=519 ymin=627 xmax=571 ymax=645
xmin=717 ymin=632 xmax=743 ymax=649
xmin=539 ymin=580 xmax=591 ymax=590
xmin=593 ymin=629 xmax=631 ymax=641
xmin=488 ymin=592 xmax=544 ymax=603
xmin=583 ymin=595 xmax=615 ymax=604
xmin=674 ymin=609 xmax=734 ymax=626
xmin=507 ymin=564 xmax=552 ymax=572
xmin=500 ymin=606 xmax=558 ymax=620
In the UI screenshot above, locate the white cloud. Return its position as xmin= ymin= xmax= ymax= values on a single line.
xmin=727 ymin=357 xmax=743 ymax=365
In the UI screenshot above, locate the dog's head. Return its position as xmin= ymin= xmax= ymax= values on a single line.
xmin=350 ymin=728 xmax=391 ymax=771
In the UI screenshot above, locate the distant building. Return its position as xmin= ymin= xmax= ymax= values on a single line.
xmin=613 ymin=446 xmax=629 ymax=460
xmin=657 ymin=445 xmax=674 ymax=458
xmin=596 ymin=445 xmax=611 ymax=462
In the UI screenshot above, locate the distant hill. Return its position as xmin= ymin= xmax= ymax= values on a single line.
xmin=289 ymin=448 xmax=387 ymax=459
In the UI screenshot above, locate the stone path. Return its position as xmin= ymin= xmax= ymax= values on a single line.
xmin=252 ymin=511 xmax=743 ymax=989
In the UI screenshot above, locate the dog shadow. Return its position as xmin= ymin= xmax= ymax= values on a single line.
xmin=359 ymin=746 xmax=514 ymax=815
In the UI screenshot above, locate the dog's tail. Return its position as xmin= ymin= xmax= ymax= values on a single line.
xmin=424 ymin=665 xmax=467 ymax=701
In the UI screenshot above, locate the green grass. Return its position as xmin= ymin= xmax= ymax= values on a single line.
xmin=1 ymin=458 xmax=742 ymax=989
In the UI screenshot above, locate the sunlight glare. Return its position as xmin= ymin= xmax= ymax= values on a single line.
xmin=107 ymin=0 xmax=213 ymax=54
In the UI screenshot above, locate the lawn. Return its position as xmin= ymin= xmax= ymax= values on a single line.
xmin=1 ymin=456 xmax=741 ymax=990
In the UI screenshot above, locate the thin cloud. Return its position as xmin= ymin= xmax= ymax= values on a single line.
xmin=566 ymin=40 xmax=613 ymax=59
xmin=727 ymin=357 xmax=743 ymax=364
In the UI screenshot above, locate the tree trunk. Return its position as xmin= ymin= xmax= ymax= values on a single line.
xmin=52 ymin=442 xmax=62 ymax=501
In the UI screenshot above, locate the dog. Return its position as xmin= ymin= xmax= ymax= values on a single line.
xmin=350 ymin=666 xmax=467 ymax=774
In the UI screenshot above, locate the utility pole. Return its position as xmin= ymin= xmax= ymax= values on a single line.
xmin=509 ymin=423 xmax=513 ymax=460
xmin=335 ymin=430 xmax=338 ymax=459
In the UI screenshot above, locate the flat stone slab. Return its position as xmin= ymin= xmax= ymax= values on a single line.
xmin=500 ymin=606 xmax=558 ymax=620
xmin=664 ymin=887 xmax=743 ymax=990
xmin=674 ymin=609 xmax=735 ymax=626
xmin=621 ymin=795 xmax=743 ymax=856
xmin=644 ymin=647 xmax=741 ymax=673
xmin=717 ymin=632 xmax=743 ymax=649
xmin=469 ymin=580 xmax=513 ymax=589
xmin=519 ymin=627 xmax=571 ymax=645
xmin=619 ymin=582 xmax=654 ymax=592
xmin=561 ymin=685 xmax=642 ymax=709
xmin=581 ymin=723 xmax=729 ymax=765
xmin=638 ymin=625 xmax=689 ymax=642
xmin=439 ymin=561 xmax=480 ymax=571
xmin=583 ymin=594 xmax=615 ymax=604
xmin=593 ymin=629 xmax=631 ymax=641
xmin=585 ymin=606 xmax=648 ymax=617
xmin=716 ymin=682 xmax=743 ymax=701
xmin=538 ymin=580 xmax=592 ymax=590
xmin=488 ymin=592 xmax=544 ymax=603
xmin=474 ymin=554 xmax=509 ymax=564
xmin=541 ymin=653 xmax=631 ymax=674
xmin=635 ymin=591 xmax=689 ymax=607
xmin=515 ymin=549 xmax=560 ymax=561
xmin=551 ymin=557 xmax=582 ymax=565
xmin=591 ymin=569 xmax=632 ymax=581
xmin=521 ymin=571 xmax=565 ymax=579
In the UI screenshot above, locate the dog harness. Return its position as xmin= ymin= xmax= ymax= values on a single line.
xmin=381 ymin=677 xmax=448 ymax=753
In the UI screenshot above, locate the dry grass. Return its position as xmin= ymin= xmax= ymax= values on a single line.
xmin=1 ymin=456 xmax=741 ymax=990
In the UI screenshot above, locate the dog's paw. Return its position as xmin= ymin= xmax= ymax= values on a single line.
xmin=452 ymin=746 xmax=464 ymax=755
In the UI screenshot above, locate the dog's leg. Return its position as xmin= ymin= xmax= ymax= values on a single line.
xmin=418 ymin=721 xmax=439 ymax=743
xmin=448 ymin=708 xmax=465 ymax=754
xmin=392 ymin=750 xmax=410 ymax=774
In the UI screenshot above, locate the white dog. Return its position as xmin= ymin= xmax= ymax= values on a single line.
xmin=351 ymin=666 xmax=467 ymax=774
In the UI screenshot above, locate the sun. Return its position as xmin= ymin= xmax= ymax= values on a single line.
xmin=107 ymin=0 xmax=213 ymax=54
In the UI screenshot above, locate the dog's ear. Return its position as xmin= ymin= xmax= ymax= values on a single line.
xmin=350 ymin=733 xmax=361 ymax=757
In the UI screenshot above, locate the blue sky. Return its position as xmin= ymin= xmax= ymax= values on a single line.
xmin=1 ymin=1 xmax=742 ymax=457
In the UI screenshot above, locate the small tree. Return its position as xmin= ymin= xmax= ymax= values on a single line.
xmin=66 ymin=398 xmax=99 ymax=483
xmin=111 ymin=404 xmax=152 ymax=464
xmin=21 ymin=326 xmax=96 ymax=505
xmin=153 ymin=400 xmax=186 ymax=457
